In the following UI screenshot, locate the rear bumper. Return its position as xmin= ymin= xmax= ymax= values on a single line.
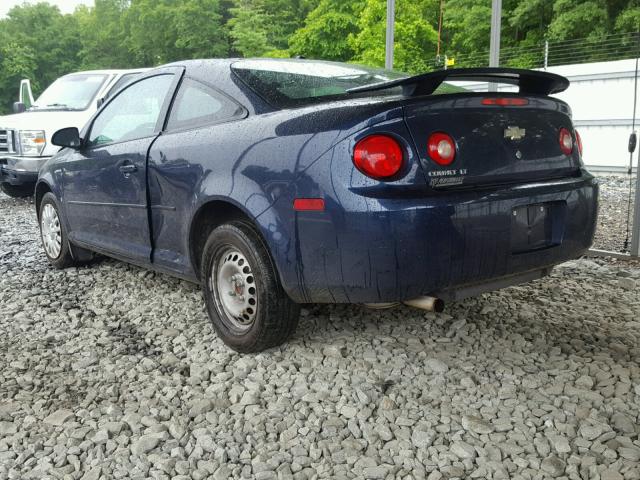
xmin=267 ymin=171 xmax=598 ymax=303
xmin=0 ymin=156 xmax=49 ymax=186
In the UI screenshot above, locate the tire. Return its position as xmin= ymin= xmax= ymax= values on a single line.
xmin=201 ymin=221 xmax=300 ymax=353
xmin=39 ymin=192 xmax=78 ymax=269
xmin=1 ymin=183 xmax=33 ymax=198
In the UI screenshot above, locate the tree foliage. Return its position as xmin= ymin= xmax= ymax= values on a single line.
xmin=349 ymin=0 xmax=439 ymax=73
xmin=289 ymin=0 xmax=362 ymax=60
xmin=0 ymin=0 xmax=638 ymax=112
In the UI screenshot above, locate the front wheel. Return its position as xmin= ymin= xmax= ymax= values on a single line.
xmin=39 ymin=192 xmax=79 ymax=269
xmin=1 ymin=183 xmax=33 ymax=198
xmin=201 ymin=221 xmax=300 ymax=353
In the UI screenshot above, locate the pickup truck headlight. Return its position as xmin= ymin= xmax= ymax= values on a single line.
xmin=18 ymin=130 xmax=46 ymax=156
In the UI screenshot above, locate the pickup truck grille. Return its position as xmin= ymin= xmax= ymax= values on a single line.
xmin=0 ymin=128 xmax=16 ymax=154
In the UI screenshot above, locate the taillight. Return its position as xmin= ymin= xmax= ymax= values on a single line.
xmin=559 ymin=128 xmax=573 ymax=155
xmin=575 ymin=129 xmax=583 ymax=156
xmin=427 ymin=132 xmax=456 ymax=166
xmin=353 ymin=134 xmax=404 ymax=179
xmin=481 ymin=98 xmax=529 ymax=106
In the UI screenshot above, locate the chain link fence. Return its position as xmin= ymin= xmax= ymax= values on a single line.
xmin=444 ymin=31 xmax=640 ymax=70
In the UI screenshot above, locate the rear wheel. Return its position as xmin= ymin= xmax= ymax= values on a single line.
xmin=1 ymin=183 xmax=33 ymax=198
xmin=39 ymin=193 xmax=78 ymax=269
xmin=201 ymin=221 xmax=299 ymax=353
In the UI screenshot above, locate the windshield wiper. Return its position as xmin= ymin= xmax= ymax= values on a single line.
xmin=45 ymin=103 xmax=80 ymax=111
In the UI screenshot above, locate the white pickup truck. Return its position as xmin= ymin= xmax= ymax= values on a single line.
xmin=0 ymin=69 xmax=147 ymax=197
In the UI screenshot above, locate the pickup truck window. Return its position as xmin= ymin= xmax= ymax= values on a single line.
xmin=32 ymin=74 xmax=108 ymax=111
xmin=87 ymin=75 xmax=173 ymax=147
xmin=104 ymin=73 xmax=140 ymax=100
xmin=166 ymin=78 xmax=243 ymax=131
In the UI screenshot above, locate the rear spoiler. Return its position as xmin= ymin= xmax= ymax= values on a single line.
xmin=347 ymin=67 xmax=570 ymax=97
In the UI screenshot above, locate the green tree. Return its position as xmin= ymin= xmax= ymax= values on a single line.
xmin=75 ymin=0 xmax=131 ymax=69
xmin=350 ymin=0 xmax=439 ymax=73
xmin=228 ymin=0 xmax=317 ymax=57
xmin=615 ymin=6 xmax=640 ymax=33
xmin=547 ymin=0 xmax=609 ymax=41
xmin=0 ymin=3 xmax=83 ymax=111
xmin=228 ymin=1 xmax=273 ymax=56
xmin=289 ymin=0 xmax=363 ymax=61
xmin=443 ymin=0 xmax=492 ymax=57
xmin=0 ymin=42 xmax=38 ymax=112
xmin=262 ymin=0 xmax=319 ymax=49
xmin=507 ymin=0 xmax=554 ymax=44
xmin=125 ymin=0 xmax=228 ymax=66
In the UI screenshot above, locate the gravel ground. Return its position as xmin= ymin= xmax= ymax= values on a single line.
xmin=1 ymin=178 xmax=640 ymax=480
xmin=593 ymin=175 xmax=637 ymax=253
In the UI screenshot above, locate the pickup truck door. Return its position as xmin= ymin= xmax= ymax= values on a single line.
xmin=62 ymin=69 xmax=183 ymax=263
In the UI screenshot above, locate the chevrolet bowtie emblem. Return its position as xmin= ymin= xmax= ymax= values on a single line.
xmin=504 ymin=126 xmax=526 ymax=140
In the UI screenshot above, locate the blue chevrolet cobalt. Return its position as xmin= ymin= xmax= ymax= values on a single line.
xmin=36 ymin=59 xmax=598 ymax=352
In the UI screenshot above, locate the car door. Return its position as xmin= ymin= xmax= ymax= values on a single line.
xmin=62 ymin=69 xmax=182 ymax=263
xmin=147 ymin=76 xmax=245 ymax=275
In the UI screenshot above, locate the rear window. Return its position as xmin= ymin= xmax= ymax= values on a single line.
xmin=232 ymin=59 xmax=409 ymax=108
xmin=232 ymin=59 xmax=468 ymax=108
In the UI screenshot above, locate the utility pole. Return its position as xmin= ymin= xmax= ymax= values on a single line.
xmin=489 ymin=0 xmax=502 ymax=92
xmin=436 ymin=0 xmax=444 ymax=59
xmin=385 ymin=0 xmax=395 ymax=70
xmin=632 ymin=142 xmax=640 ymax=256
xmin=489 ymin=0 xmax=502 ymax=67
xmin=630 ymin=54 xmax=639 ymax=257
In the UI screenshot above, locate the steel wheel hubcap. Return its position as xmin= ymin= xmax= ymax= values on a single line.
xmin=212 ymin=249 xmax=257 ymax=330
xmin=41 ymin=203 xmax=62 ymax=259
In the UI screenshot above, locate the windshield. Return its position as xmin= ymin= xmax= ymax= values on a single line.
xmin=32 ymin=73 xmax=109 ymax=111
xmin=232 ymin=59 xmax=409 ymax=108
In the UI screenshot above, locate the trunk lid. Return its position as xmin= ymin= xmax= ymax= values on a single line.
xmin=403 ymin=94 xmax=582 ymax=189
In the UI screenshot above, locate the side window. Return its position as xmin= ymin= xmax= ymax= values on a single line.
xmin=166 ymin=78 xmax=242 ymax=131
xmin=104 ymin=73 xmax=139 ymax=100
xmin=88 ymin=75 xmax=173 ymax=147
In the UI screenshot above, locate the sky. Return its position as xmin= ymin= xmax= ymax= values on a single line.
xmin=0 ymin=0 xmax=94 ymax=18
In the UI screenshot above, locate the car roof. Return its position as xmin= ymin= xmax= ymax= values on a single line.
xmin=162 ymin=58 xmax=238 ymax=69
xmin=64 ymin=68 xmax=150 ymax=77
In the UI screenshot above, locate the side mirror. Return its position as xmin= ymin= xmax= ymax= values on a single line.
xmin=12 ymin=102 xmax=26 ymax=114
xmin=19 ymin=79 xmax=35 ymax=107
xmin=52 ymin=127 xmax=82 ymax=149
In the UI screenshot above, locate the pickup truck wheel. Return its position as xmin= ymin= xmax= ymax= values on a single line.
xmin=39 ymin=192 xmax=77 ymax=269
xmin=201 ymin=221 xmax=300 ymax=353
xmin=1 ymin=183 xmax=33 ymax=198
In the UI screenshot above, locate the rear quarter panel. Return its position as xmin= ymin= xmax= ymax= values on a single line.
xmin=147 ymin=99 xmax=407 ymax=278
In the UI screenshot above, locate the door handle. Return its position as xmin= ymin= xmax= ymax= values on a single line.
xmin=119 ymin=163 xmax=137 ymax=174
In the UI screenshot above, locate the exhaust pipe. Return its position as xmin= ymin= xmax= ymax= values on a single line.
xmin=403 ymin=296 xmax=445 ymax=312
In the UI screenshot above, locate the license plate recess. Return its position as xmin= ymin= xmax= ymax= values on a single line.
xmin=511 ymin=202 xmax=565 ymax=254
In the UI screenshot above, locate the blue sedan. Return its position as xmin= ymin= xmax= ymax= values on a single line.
xmin=36 ymin=59 xmax=598 ymax=352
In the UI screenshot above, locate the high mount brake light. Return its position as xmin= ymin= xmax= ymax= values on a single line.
xmin=559 ymin=128 xmax=574 ymax=155
xmin=481 ymin=98 xmax=529 ymax=106
xmin=353 ymin=135 xmax=404 ymax=179
xmin=427 ymin=132 xmax=456 ymax=166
